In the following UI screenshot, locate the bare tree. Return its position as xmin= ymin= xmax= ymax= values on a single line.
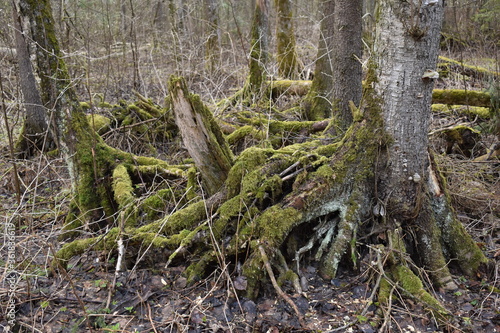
xmin=302 ymin=0 xmax=335 ymax=120
xmin=245 ymin=0 xmax=270 ymax=101
xmin=12 ymin=1 xmax=52 ymax=157
xmin=204 ymin=0 xmax=220 ymax=74
xmin=275 ymin=0 xmax=300 ymax=79
xmin=331 ymin=0 xmax=362 ymax=132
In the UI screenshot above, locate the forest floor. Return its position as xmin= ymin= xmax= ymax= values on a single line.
xmin=0 ymin=50 xmax=499 ymax=332
xmin=0 ymin=149 xmax=498 ymax=332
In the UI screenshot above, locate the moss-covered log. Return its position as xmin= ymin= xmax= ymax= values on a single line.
xmin=431 ymin=104 xmax=491 ymax=119
xmin=269 ymin=80 xmax=494 ymax=109
xmin=438 ymin=56 xmax=500 ymax=80
xmin=432 ymin=89 xmax=492 ymax=107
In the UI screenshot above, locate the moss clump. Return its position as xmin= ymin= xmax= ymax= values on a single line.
xmin=56 ymin=228 xmax=119 ymax=265
xmin=378 ymin=277 xmax=393 ymax=305
xmin=257 ymin=206 xmax=303 ymax=246
xmin=138 ymin=200 xmax=206 ymax=235
xmin=226 ymin=126 xmax=265 ymax=145
xmin=391 ymin=265 xmax=450 ymax=321
xmin=226 ymin=147 xmax=272 ymax=196
xmin=432 ymin=89 xmax=491 ymax=107
xmin=112 ymin=164 xmax=134 ymax=208
xmin=431 ymin=104 xmax=491 ymax=119
xmin=142 ymin=189 xmax=174 ymax=220
xmin=87 ymin=114 xmax=111 ymax=134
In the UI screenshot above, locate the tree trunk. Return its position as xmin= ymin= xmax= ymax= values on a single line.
xmin=153 ymin=0 xmax=167 ymax=32
xmin=372 ymin=0 xmax=488 ymax=288
xmin=331 ymin=0 xmax=362 ymax=132
xmin=204 ymin=0 xmax=220 ymax=74
xmin=12 ymin=1 xmax=53 ymax=156
xmin=245 ymin=0 xmax=270 ymax=101
xmin=18 ymin=0 xmax=133 ymax=234
xmin=274 ymin=0 xmax=299 ymax=79
xmin=302 ymin=0 xmax=335 ymax=120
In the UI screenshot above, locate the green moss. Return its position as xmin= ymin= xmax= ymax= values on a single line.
xmin=185 ymin=251 xmax=215 ymax=285
xmin=98 ymin=102 xmax=113 ymax=108
xmin=432 ymin=89 xmax=491 ymax=107
xmin=122 ymin=115 xmax=133 ymax=126
xmin=112 ymin=164 xmax=134 ymax=208
xmin=138 ymin=200 xmax=206 ymax=235
xmin=142 ymin=189 xmax=174 ymax=220
xmin=134 ymin=164 xmax=186 ymax=178
xmin=226 ymin=126 xmax=265 ymax=145
xmin=270 ymin=80 xmax=311 ymax=97
xmin=431 ymin=104 xmax=491 ymax=118
xmin=436 ymin=198 xmax=489 ymax=276
xmin=133 ymin=228 xmax=200 ymax=249
xmin=225 ymin=147 xmax=272 ymax=196
xmin=186 ymin=167 xmax=198 ymax=201
xmin=277 ymin=269 xmax=299 ymax=288
xmin=59 ymin=201 xmax=83 ymax=240
xmin=55 ymin=228 xmax=119 ymax=265
xmin=241 ymin=252 xmax=265 ymax=299
xmin=46 ymin=149 xmax=60 ymax=157
xmin=87 ymin=114 xmax=111 ymax=134
xmin=80 ymin=102 xmax=91 ymax=109
xmin=391 ymin=265 xmax=449 ymax=321
xmin=378 ymin=277 xmax=393 ymax=305
xmin=257 ymin=206 xmax=302 ymax=246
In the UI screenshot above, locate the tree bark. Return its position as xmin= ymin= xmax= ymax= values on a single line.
xmin=275 ymin=0 xmax=299 ymax=79
xmin=331 ymin=0 xmax=362 ymax=132
xmin=245 ymin=0 xmax=270 ymax=101
xmin=302 ymin=0 xmax=335 ymax=120
xmin=19 ymin=0 xmax=123 ymax=232
xmin=372 ymin=0 xmax=487 ymax=287
xmin=12 ymin=1 xmax=52 ymax=156
xmin=169 ymin=76 xmax=233 ymax=196
xmin=204 ymin=0 xmax=220 ymax=74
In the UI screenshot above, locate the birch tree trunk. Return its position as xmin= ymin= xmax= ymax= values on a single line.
xmin=372 ymin=0 xmax=488 ymax=287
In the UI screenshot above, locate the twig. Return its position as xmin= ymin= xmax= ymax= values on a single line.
xmin=379 ymin=285 xmax=395 ymax=333
xmin=106 ymin=211 xmax=126 ymax=309
xmin=146 ymin=302 xmax=159 ymax=333
xmin=0 ymin=71 xmax=21 ymax=204
xmin=49 ymin=245 xmax=94 ymax=333
xmin=258 ymin=245 xmax=306 ymax=328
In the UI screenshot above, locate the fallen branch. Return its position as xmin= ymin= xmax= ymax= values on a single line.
xmin=258 ymin=245 xmax=306 ymax=328
xmin=438 ymin=56 xmax=500 ymax=80
xmin=268 ymin=80 xmax=492 ymax=108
